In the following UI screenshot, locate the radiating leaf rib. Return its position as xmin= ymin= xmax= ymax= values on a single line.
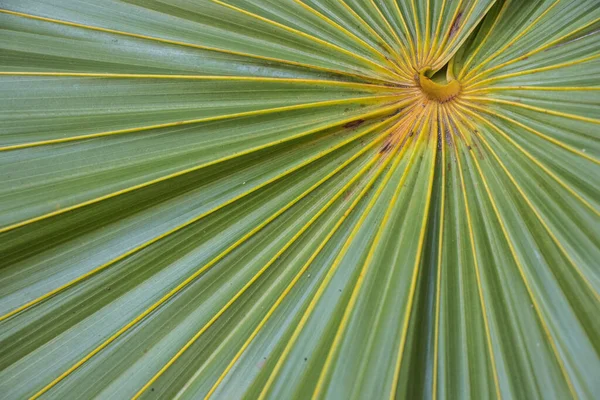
xmin=445 ymin=107 xmax=502 ymax=400
xmin=311 ymin=106 xmax=430 ymax=399
xmin=159 ymin=132 xmax=396 ymax=400
xmin=299 ymin=109 xmax=433 ymax=399
xmin=2 ymin=127 xmax=379 ymax=284
xmin=368 ymin=0 xmax=413 ymax=66
xmin=0 ymin=78 xmax=402 ymax=149
xmin=463 ymin=0 xmax=562 ymax=79
xmin=431 ymin=106 xmax=446 ymax=400
xmin=4 ymin=142 xmax=383 ymax=399
xmin=1 ymin=0 xmax=598 ymax=398
xmin=28 ymin=115 xmax=399 ymax=399
xmin=457 ymin=0 xmax=510 ymax=79
xmin=432 ymin=0 xmax=472 ymax=59
xmin=454 ymin=114 xmax=599 ymax=397
xmin=457 ymin=102 xmax=599 ymax=214
xmin=0 ymin=71 xmax=397 ymax=89
xmin=426 ymin=0 xmax=448 ymax=64
xmin=0 ymin=9 xmax=392 ymax=84
xmin=257 ymin=108 xmax=426 ymax=400
xmin=207 ymin=0 xmax=401 ymax=80
xmin=0 ymin=101 xmax=408 ymax=236
xmin=203 ymin=133 xmax=398 ymax=399
xmin=453 ymin=111 xmax=581 ymax=398
xmin=291 ymin=0 xmax=406 ymax=74
xmin=0 ymin=114 xmax=401 ymax=324
xmin=435 ymin=120 xmax=473 ymax=398
xmin=463 ymin=95 xmax=600 ymax=124
xmin=466 ymin=54 xmax=600 ymax=88
xmin=422 ymin=0 xmax=432 ymax=64
xmin=0 ymin=12 xmax=345 ymax=79
xmin=465 ymin=86 xmax=600 ymax=93
xmin=465 ymin=15 xmax=600 ymax=82
xmin=429 ymin=0 xmax=465 ymax=63
xmin=337 ymin=0 xmax=408 ymax=70
xmin=388 ymin=0 xmax=419 ymax=66
xmin=0 ymin=95 xmax=400 ymax=152
xmin=352 ymin=0 xmax=411 ymax=66
xmin=462 ymin=101 xmax=599 ymax=164
xmin=456 ymin=103 xmax=600 ymax=301
xmin=410 ymin=0 xmax=423 ymax=63
xmin=389 ymin=106 xmax=438 ymax=400
xmin=435 ymin=0 xmax=499 ymax=71
xmin=131 ymin=138 xmax=386 ymax=400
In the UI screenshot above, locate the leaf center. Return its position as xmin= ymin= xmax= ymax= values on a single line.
xmin=417 ymin=67 xmax=461 ymax=103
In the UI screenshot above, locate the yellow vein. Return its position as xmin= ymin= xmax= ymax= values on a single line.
xmin=413 ymin=0 xmax=431 ymax=65
xmin=429 ymin=0 xmax=465 ymax=64
xmin=462 ymin=95 xmax=600 ymax=124
xmin=457 ymin=101 xmax=599 ymax=214
xmin=337 ymin=0 xmax=409 ymax=72
xmin=433 ymin=1 xmax=498 ymax=73
xmin=388 ymin=0 xmax=419 ymax=67
xmin=432 ymin=104 xmax=445 ymax=400
xmin=455 ymin=104 xmax=600 ymax=301
xmin=463 ymin=0 xmax=561 ymax=80
xmin=462 ymin=101 xmax=598 ymax=164
xmin=203 ymin=126 xmax=399 ymax=400
xmin=0 ymin=9 xmax=391 ymax=84
xmin=28 ymin=115 xmax=396 ymax=400
xmin=257 ymin=111 xmax=423 ymax=400
xmin=292 ymin=0 xmax=406 ymax=75
xmin=0 ymin=72 xmax=397 ymax=90
xmin=457 ymin=0 xmax=511 ymax=79
xmin=208 ymin=0 xmax=401 ymax=80
xmin=311 ymin=109 xmax=426 ymax=399
xmin=465 ymin=54 xmax=600 ymax=88
xmin=131 ymin=125 xmax=394 ymax=399
xmin=410 ymin=0 xmax=423 ymax=63
xmin=426 ymin=0 xmax=448 ymax=65
xmin=339 ymin=109 xmax=430 ymax=399
xmin=432 ymin=0 xmax=472 ymax=60
xmin=389 ymin=106 xmax=438 ymax=399
xmin=445 ymin=0 xmax=491 ymax=54
xmin=453 ymin=112 xmax=581 ymax=398
xmin=465 ymin=16 xmax=600 ymax=82
xmin=447 ymin=110 xmax=502 ymax=399
xmin=365 ymin=0 xmax=413 ymax=68
xmin=0 ymin=94 xmax=401 ymax=152
xmin=464 ymin=86 xmax=600 ymax=93
xmin=0 ymin=114 xmax=400 ymax=323
xmin=423 ymin=0 xmax=432 ymax=65
xmin=0 ymin=101 xmax=407 ymax=237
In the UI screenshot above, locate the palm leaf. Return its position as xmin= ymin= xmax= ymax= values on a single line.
xmin=0 ymin=0 xmax=598 ymax=398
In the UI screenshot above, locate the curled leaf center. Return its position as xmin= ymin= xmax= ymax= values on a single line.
xmin=417 ymin=67 xmax=461 ymax=103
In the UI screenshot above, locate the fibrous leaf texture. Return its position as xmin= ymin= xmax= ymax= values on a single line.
xmin=0 ymin=0 xmax=599 ymax=399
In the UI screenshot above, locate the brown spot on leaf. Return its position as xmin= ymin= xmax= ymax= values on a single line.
xmin=344 ymin=119 xmax=365 ymax=129
xmin=450 ymin=12 xmax=463 ymax=37
xmin=444 ymin=129 xmax=453 ymax=147
xmin=388 ymin=108 xmax=402 ymax=117
xmin=471 ymin=135 xmax=485 ymax=160
xmin=385 ymin=82 xmax=411 ymax=89
xmin=343 ymin=189 xmax=354 ymax=201
xmin=379 ymin=142 xmax=392 ymax=154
